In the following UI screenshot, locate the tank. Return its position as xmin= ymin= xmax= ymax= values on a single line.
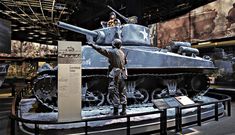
xmin=32 ymin=8 xmax=216 ymax=110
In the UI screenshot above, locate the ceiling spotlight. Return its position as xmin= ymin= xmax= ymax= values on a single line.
xmin=34 ymin=26 xmax=40 ymax=29
xmin=31 ymin=19 xmax=38 ymax=22
xmin=40 ymin=31 xmax=47 ymax=35
xmin=21 ymin=21 xmax=28 ymax=24
xmin=29 ymin=32 xmax=34 ymax=35
xmin=20 ymin=27 xmax=26 ymax=31
xmin=10 ymin=11 xmax=17 ymax=14
xmin=28 ymin=37 xmax=33 ymax=39
xmin=13 ymin=29 xmax=19 ymax=32
xmin=26 ymin=26 xmax=33 ymax=29
xmin=11 ymin=17 xmax=19 ymax=20
xmin=3 ymin=12 xmax=10 ymax=15
xmin=34 ymin=30 xmax=39 ymax=32
xmin=41 ymin=22 xmax=47 ymax=25
xmin=47 ymin=41 xmax=53 ymax=43
xmin=21 ymin=14 xmax=27 ymax=17
xmin=41 ymin=37 xmax=46 ymax=40
xmin=11 ymin=24 xmax=17 ymax=27
xmin=33 ymin=35 xmax=39 ymax=37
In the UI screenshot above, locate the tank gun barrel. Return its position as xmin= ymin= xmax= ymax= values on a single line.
xmin=57 ymin=21 xmax=98 ymax=38
xmin=107 ymin=5 xmax=129 ymax=23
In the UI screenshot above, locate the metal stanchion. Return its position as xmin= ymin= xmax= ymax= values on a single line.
xmin=214 ymin=103 xmax=219 ymax=121
xmin=175 ymin=107 xmax=182 ymax=133
xmin=160 ymin=109 xmax=167 ymax=135
xmin=85 ymin=121 xmax=88 ymax=135
xmin=10 ymin=116 xmax=15 ymax=135
xmin=197 ymin=106 xmax=201 ymax=126
xmin=223 ymin=101 xmax=226 ymax=110
xmin=179 ymin=108 xmax=182 ymax=132
xmin=227 ymin=100 xmax=231 ymax=116
xmin=34 ymin=124 xmax=39 ymax=135
xmin=127 ymin=116 xmax=130 ymax=135
xmin=11 ymin=84 xmax=15 ymax=97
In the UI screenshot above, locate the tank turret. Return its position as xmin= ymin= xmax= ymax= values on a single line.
xmin=57 ymin=21 xmax=150 ymax=46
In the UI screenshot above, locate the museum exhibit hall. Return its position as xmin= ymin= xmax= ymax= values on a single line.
xmin=1 ymin=0 xmax=235 ymax=134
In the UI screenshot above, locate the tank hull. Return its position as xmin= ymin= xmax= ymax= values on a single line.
xmin=33 ymin=45 xmax=215 ymax=110
xmin=82 ymin=45 xmax=215 ymax=70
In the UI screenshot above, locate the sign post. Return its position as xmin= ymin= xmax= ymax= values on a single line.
xmin=58 ymin=41 xmax=82 ymax=122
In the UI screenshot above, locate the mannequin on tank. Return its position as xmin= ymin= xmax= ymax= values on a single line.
xmin=101 ymin=12 xmax=121 ymax=28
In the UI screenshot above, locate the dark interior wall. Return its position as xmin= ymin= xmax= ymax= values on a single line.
xmin=127 ymin=0 xmax=144 ymax=24
xmin=0 ymin=18 xmax=11 ymax=54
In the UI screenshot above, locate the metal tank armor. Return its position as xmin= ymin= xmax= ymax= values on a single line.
xmin=32 ymin=7 xmax=216 ymax=111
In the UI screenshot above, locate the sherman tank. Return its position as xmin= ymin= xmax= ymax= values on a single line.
xmin=32 ymin=8 xmax=216 ymax=111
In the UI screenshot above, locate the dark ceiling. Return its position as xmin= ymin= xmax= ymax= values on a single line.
xmin=0 ymin=0 xmax=216 ymax=45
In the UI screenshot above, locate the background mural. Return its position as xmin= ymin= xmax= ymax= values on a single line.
xmin=0 ymin=40 xmax=57 ymax=78
xmin=156 ymin=14 xmax=190 ymax=48
xmin=0 ymin=40 xmax=57 ymax=58
xmin=151 ymin=0 xmax=235 ymax=48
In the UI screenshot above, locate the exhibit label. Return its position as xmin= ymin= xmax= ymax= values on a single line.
xmin=58 ymin=41 xmax=82 ymax=122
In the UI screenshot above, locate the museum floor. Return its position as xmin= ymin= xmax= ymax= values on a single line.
xmin=1 ymin=87 xmax=235 ymax=135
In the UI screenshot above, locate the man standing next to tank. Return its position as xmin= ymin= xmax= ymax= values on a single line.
xmin=88 ymin=39 xmax=127 ymax=115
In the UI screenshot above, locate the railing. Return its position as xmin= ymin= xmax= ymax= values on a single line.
xmin=174 ymin=92 xmax=231 ymax=133
xmin=10 ymin=88 xmax=231 ymax=135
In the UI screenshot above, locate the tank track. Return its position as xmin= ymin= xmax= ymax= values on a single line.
xmin=32 ymin=72 xmax=210 ymax=111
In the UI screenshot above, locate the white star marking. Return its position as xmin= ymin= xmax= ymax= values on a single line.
xmin=140 ymin=28 xmax=148 ymax=41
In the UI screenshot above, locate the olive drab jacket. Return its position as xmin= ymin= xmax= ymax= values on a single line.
xmin=90 ymin=44 xmax=128 ymax=79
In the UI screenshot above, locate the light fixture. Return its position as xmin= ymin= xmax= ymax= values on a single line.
xmin=26 ymin=26 xmax=33 ymax=29
xmin=28 ymin=37 xmax=33 ymax=39
xmin=34 ymin=26 xmax=40 ymax=29
xmin=21 ymin=21 xmax=28 ymax=24
xmin=11 ymin=17 xmax=19 ymax=20
xmin=41 ymin=22 xmax=47 ymax=25
xmin=21 ymin=14 xmax=27 ymax=17
xmin=13 ymin=29 xmax=19 ymax=31
xmin=29 ymin=32 xmax=34 ymax=35
xmin=20 ymin=27 xmax=26 ymax=31
xmin=31 ymin=19 xmax=38 ymax=22
xmin=33 ymin=35 xmax=39 ymax=37
xmin=11 ymin=24 xmax=17 ymax=27
xmin=40 ymin=31 xmax=47 ymax=35
xmin=47 ymin=41 xmax=53 ymax=43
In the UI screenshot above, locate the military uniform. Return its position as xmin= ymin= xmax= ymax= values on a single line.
xmin=107 ymin=18 xmax=121 ymax=27
xmin=89 ymin=39 xmax=127 ymax=115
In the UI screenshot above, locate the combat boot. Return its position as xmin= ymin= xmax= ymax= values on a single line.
xmin=120 ymin=104 xmax=127 ymax=115
xmin=113 ymin=107 xmax=119 ymax=115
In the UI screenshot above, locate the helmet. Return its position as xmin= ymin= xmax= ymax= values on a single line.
xmin=110 ymin=12 xmax=116 ymax=18
xmin=112 ymin=38 xmax=122 ymax=49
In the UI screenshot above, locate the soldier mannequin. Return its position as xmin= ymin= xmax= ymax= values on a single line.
xmin=88 ymin=39 xmax=127 ymax=115
xmin=107 ymin=12 xmax=121 ymax=27
xmin=100 ymin=12 xmax=122 ymax=39
xmin=101 ymin=12 xmax=121 ymax=28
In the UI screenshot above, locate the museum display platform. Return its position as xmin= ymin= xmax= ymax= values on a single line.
xmin=9 ymin=88 xmax=231 ymax=135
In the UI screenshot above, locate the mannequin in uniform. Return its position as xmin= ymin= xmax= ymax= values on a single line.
xmin=88 ymin=39 xmax=127 ymax=115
